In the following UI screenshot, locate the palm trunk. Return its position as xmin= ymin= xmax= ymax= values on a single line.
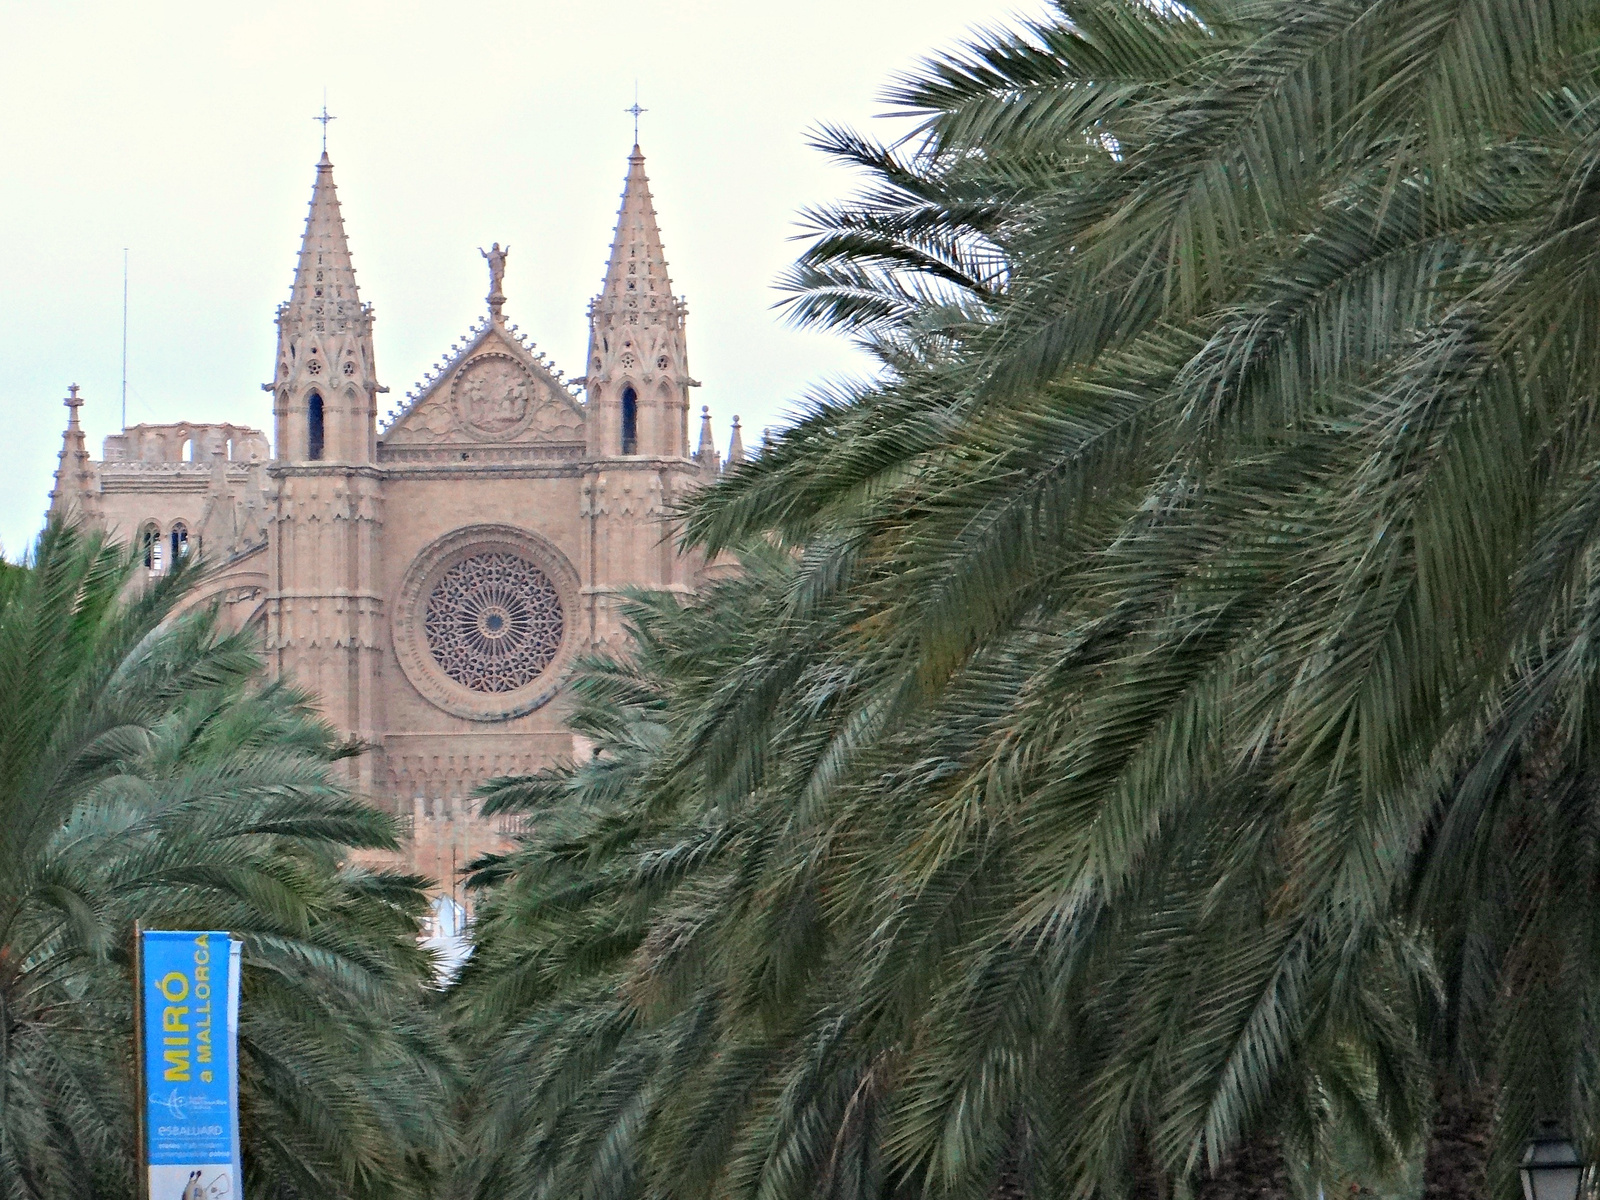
xmin=1422 ymin=1078 xmax=1495 ymax=1200
xmin=991 ymin=1114 xmax=1031 ymax=1200
xmin=1192 ymin=1134 xmax=1292 ymax=1200
xmin=992 ymin=1164 xmax=1027 ymax=1200
xmin=1127 ymin=1137 xmax=1168 ymax=1200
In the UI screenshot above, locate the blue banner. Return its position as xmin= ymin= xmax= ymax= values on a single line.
xmin=141 ymin=930 xmax=241 ymax=1200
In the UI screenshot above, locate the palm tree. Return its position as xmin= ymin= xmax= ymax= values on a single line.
xmin=693 ymin=0 xmax=1600 ymax=1189
xmin=452 ymin=556 xmax=819 ymax=1200
xmin=0 ymin=520 xmax=455 ymax=1200
xmin=462 ymin=2 xmax=1600 ymax=1199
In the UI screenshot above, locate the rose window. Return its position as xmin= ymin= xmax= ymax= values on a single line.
xmin=423 ymin=552 xmax=564 ymax=693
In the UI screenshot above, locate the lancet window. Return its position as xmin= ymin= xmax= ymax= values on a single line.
xmin=307 ymin=392 xmax=325 ymax=461
xmin=141 ymin=523 xmax=163 ymax=576
xmin=621 ymin=387 xmax=638 ymax=455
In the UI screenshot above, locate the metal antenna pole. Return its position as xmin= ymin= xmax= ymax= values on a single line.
xmin=121 ymin=249 xmax=128 ymax=430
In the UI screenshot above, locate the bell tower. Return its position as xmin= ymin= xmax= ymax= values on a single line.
xmin=264 ymin=150 xmax=386 ymax=789
xmin=580 ymin=143 xmax=702 ymax=648
xmin=583 ymin=143 xmax=692 ymax=459
xmin=272 ymin=151 xmax=380 ymax=464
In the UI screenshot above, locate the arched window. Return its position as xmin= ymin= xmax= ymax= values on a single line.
xmin=141 ymin=523 xmax=163 ymax=576
xmin=180 ymin=437 xmax=194 ymax=462
xmin=621 ymin=386 xmax=638 ymax=455
xmin=307 ymin=392 xmax=325 ymax=461
xmin=169 ymin=522 xmax=189 ymax=564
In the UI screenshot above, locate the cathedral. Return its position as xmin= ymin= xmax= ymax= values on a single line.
xmin=46 ymin=143 xmax=743 ymax=903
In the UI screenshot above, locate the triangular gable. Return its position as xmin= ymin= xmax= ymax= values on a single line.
xmin=381 ymin=318 xmax=584 ymax=449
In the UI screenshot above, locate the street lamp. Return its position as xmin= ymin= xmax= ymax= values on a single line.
xmin=1522 ymin=1121 xmax=1588 ymax=1200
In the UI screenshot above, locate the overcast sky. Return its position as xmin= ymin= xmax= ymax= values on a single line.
xmin=0 ymin=0 xmax=1038 ymax=557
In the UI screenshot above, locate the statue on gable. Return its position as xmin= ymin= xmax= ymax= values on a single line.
xmin=480 ymin=243 xmax=509 ymax=317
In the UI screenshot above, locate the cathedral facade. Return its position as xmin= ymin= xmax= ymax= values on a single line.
xmin=46 ymin=145 xmax=741 ymax=898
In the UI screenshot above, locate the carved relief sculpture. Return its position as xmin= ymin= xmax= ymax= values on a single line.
xmin=451 ymin=355 xmax=537 ymax=439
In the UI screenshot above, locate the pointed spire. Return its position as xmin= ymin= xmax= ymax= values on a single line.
xmin=696 ymin=405 xmax=715 ymax=461
xmin=284 ymin=153 xmax=361 ymax=335
xmin=597 ymin=144 xmax=674 ymax=312
xmin=726 ymin=415 xmax=745 ymax=466
xmin=197 ymin=443 xmax=240 ymax=554
xmin=585 ymin=142 xmax=692 ymax=460
xmin=48 ymin=384 xmax=96 ymax=520
xmin=272 ymin=153 xmax=380 ymax=464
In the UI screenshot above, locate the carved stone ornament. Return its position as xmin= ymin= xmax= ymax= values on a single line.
xmin=393 ymin=525 xmax=581 ymax=720
xmin=425 ymin=553 xmax=563 ymax=692
xmin=450 ymin=353 xmax=541 ymax=441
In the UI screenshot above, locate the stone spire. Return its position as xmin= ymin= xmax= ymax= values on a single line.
xmin=584 ymin=143 xmax=692 ymax=459
xmin=196 ymin=445 xmax=240 ymax=555
xmin=270 ymin=152 xmax=381 ymax=463
xmin=48 ymin=384 xmax=97 ymax=521
xmin=284 ymin=152 xmax=361 ymax=336
xmin=695 ymin=404 xmax=719 ymax=470
xmin=580 ymin=142 xmax=708 ymax=651
xmin=598 ymin=145 xmax=675 ymax=309
xmin=726 ymin=415 xmax=745 ymax=466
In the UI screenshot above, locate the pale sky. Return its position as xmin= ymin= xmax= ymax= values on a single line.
xmin=0 ymin=0 xmax=1037 ymax=558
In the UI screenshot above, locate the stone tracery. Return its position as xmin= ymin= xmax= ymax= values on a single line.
xmin=423 ymin=551 xmax=564 ymax=692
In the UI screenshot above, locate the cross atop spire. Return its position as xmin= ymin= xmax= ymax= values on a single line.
xmin=314 ymin=99 xmax=336 ymax=154
xmin=64 ymin=383 xmax=82 ymax=419
xmin=625 ymin=81 xmax=648 ymax=147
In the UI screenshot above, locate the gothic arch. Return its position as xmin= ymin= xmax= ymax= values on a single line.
xmin=139 ymin=520 xmax=163 ymax=575
xmin=307 ymin=391 xmax=325 ymax=460
xmin=173 ymin=562 xmax=269 ymax=628
xmin=621 ymin=385 xmax=638 ymax=455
